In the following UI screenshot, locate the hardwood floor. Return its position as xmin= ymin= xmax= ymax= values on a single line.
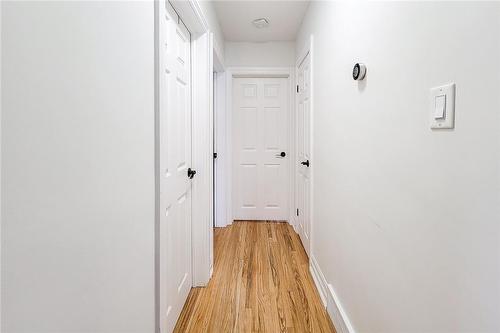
xmin=174 ymin=221 xmax=336 ymax=333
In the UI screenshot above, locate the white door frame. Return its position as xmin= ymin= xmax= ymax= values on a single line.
xmin=225 ymin=67 xmax=296 ymax=225
xmin=213 ymin=54 xmax=227 ymax=228
xmin=295 ymin=36 xmax=314 ymax=256
xmin=155 ymin=1 xmax=214 ymax=331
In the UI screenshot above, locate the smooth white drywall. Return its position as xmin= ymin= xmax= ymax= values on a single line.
xmin=225 ymin=41 xmax=295 ymax=67
xmin=297 ymin=2 xmax=500 ymax=332
xmin=198 ymin=0 xmax=225 ymax=65
xmin=213 ymin=1 xmax=309 ymax=42
xmin=1 ymin=2 xmax=155 ymax=332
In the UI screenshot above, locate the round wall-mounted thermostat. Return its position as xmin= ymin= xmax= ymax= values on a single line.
xmin=352 ymin=63 xmax=367 ymax=81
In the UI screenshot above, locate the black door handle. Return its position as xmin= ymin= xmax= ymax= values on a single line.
xmin=275 ymin=151 xmax=286 ymax=158
xmin=187 ymin=168 xmax=196 ymax=179
xmin=301 ymin=160 xmax=310 ymax=167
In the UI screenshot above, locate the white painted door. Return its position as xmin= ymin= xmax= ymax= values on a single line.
xmin=158 ymin=2 xmax=192 ymax=332
xmin=233 ymin=77 xmax=289 ymax=221
xmin=297 ymin=54 xmax=311 ymax=255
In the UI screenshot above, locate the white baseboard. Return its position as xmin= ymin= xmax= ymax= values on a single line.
xmin=309 ymin=256 xmax=328 ymax=306
xmin=309 ymin=256 xmax=356 ymax=333
xmin=290 ymin=216 xmax=299 ymax=233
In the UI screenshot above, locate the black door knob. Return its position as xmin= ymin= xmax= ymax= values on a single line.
xmin=301 ymin=160 xmax=310 ymax=167
xmin=275 ymin=151 xmax=286 ymax=158
xmin=187 ymin=168 xmax=196 ymax=179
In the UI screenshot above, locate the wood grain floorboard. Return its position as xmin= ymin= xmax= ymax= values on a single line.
xmin=174 ymin=221 xmax=336 ymax=333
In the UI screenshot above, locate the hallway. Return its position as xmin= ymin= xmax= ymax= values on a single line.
xmin=174 ymin=222 xmax=335 ymax=333
xmin=2 ymin=1 xmax=500 ymax=332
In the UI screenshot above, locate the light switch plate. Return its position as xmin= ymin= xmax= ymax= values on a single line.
xmin=430 ymin=83 xmax=455 ymax=129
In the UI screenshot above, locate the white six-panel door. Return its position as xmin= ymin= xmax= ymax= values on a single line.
xmin=158 ymin=2 xmax=192 ymax=332
xmin=232 ymin=77 xmax=289 ymax=221
xmin=297 ymin=54 xmax=311 ymax=256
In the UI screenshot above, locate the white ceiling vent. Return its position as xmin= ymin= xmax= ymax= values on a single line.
xmin=252 ymin=18 xmax=270 ymax=29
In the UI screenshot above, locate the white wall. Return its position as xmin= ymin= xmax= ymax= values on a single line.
xmin=198 ymin=0 xmax=225 ymax=65
xmin=1 ymin=2 xmax=155 ymax=332
xmin=297 ymin=2 xmax=500 ymax=332
xmin=225 ymin=41 xmax=295 ymax=67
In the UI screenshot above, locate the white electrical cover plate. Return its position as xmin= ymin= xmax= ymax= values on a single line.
xmin=430 ymin=83 xmax=455 ymax=129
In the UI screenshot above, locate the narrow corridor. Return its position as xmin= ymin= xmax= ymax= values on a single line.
xmin=174 ymin=222 xmax=335 ymax=332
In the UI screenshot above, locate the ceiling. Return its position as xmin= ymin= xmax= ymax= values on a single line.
xmin=213 ymin=1 xmax=310 ymax=42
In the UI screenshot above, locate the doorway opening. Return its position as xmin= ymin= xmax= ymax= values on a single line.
xmin=158 ymin=1 xmax=317 ymax=332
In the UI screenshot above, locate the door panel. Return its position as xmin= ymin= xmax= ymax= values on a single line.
xmin=159 ymin=2 xmax=192 ymax=332
xmin=233 ymin=78 xmax=289 ymax=221
xmin=297 ymin=54 xmax=311 ymax=256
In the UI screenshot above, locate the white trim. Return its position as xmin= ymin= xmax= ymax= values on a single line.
xmin=171 ymin=0 xmax=209 ymax=34
xmin=309 ymin=256 xmax=328 ymax=306
xmin=154 ymin=4 xmax=160 ymax=331
xmin=225 ymin=71 xmax=233 ymax=226
xmin=309 ymin=35 xmax=315 ymax=258
xmin=226 ymin=67 xmax=296 ymax=224
xmin=191 ymin=32 xmax=213 ymax=287
xmin=213 ymin=56 xmax=229 ymax=228
xmin=288 ymin=69 xmax=297 ymax=228
xmin=310 ymin=256 xmax=356 ymax=333
xmin=0 ymin=2 xmax=3 ymax=328
xmin=327 ymin=284 xmax=356 ymax=333
xmin=230 ymin=67 xmax=292 ymax=78
xmin=170 ymin=0 xmax=214 ymax=287
xmin=232 ymin=73 xmax=289 ymax=78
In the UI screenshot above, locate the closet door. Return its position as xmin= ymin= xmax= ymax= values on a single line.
xmin=158 ymin=1 xmax=193 ymax=332
xmin=296 ymin=53 xmax=311 ymax=256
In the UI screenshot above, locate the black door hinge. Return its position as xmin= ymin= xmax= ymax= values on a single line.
xmin=296 ymin=85 xmax=299 ymax=93
xmin=296 ymin=208 xmax=299 ymax=216
xmin=213 ymin=152 xmax=217 ymax=159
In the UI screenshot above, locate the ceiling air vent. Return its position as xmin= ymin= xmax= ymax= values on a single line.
xmin=252 ymin=18 xmax=270 ymax=29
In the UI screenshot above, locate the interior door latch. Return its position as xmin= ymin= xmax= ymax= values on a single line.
xmin=187 ymin=168 xmax=196 ymax=179
xmin=275 ymin=151 xmax=286 ymax=158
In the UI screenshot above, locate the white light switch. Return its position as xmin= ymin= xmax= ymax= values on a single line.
xmin=434 ymin=95 xmax=446 ymax=119
xmin=430 ymin=83 xmax=455 ymax=129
